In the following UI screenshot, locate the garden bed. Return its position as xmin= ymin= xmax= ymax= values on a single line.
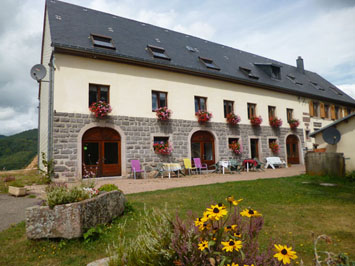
xmin=25 ymin=190 xmax=125 ymax=239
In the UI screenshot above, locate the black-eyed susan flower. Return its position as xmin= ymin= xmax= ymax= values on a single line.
xmin=224 ymin=224 xmax=237 ymax=233
xmin=194 ymin=217 xmax=203 ymax=228
xmin=233 ymin=232 xmax=242 ymax=238
xmin=274 ymin=244 xmax=298 ymax=264
xmin=240 ymin=208 xmax=262 ymax=218
xmin=198 ymin=240 xmax=209 ymax=251
xmin=206 ymin=204 xmax=228 ymax=220
xmin=199 ymin=222 xmax=212 ymax=231
xmin=226 ymin=263 xmax=239 ymax=266
xmin=221 ymin=239 xmax=242 ymax=252
xmin=232 ymin=198 xmax=243 ymax=206
xmin=226 ymin=195 xmax=243 ymax=206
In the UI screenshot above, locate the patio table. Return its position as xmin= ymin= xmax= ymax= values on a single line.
xmin=162 ymin=163 xmax=182 ymax=178
xmin=218 ymin=160 xmax=230 ymax=174
xmin=243 ymin=159 xmax=257 ymax=172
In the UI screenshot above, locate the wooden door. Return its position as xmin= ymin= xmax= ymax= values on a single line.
xmin=250 ymin=139 xmax=259 ymax=159
xmin=286 ymin=135 xmax=300 ymax=164
xmin=191 ymin=131 xmax=215 ymax=167
xmin=82 ymin=127 xmax=121 ymax=177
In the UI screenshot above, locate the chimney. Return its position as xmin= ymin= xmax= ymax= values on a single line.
xmin=296 ymin=56 xmax=305 ymax=74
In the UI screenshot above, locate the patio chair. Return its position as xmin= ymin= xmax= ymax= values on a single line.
xmin=253 ymin=158 xmax=265 ymax=171
xmin=230 ymin=159 xmax=242 ymax=173
xmin=193 ymin=158 xmax=208 ymax=174
xmin=183 ymin=158 xmax=197 ymax=175
xmin=131 ymin=160 xmax=146 ymax=179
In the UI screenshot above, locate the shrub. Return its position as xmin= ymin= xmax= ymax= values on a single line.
xmin=46 ymin=184 xmax=91 ymax=208
xmin=98 ymin=184 xmax=120 ymax=192
xmin=108 ymin=207 xmax=174 ymax=266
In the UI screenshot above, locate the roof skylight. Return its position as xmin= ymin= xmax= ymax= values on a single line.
xmin=330 ymin=86 xmax=343 ymax=96
xmin=147 ymin=45 xmax=171 ymax=60
xmin=91 ymin=34 xmax=115 ymax=49
xmin=239 ymin=67 xmax=259 ymax=80
xmin=199 ymin=57 xmax=220 ymax=70
xmin=310 ymin=82 xmax=325 ymax=91
xmin=287 ymin=74 xmax=302 ymax=85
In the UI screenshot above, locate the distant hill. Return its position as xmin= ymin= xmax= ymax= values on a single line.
xmin=0 ymin=129 xmax=38 ymax=170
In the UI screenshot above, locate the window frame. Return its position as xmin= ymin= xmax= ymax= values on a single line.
xmin=313 ymin=102 xmax=319 ymax=117
xmin=147 ymin=45 xmax=171 ymax=60
xmin=286 ymin=108 xmax=293 ymax=122
xmin=90 ymin=33 xmax=115 ymax=50
xmin=324 ymin=104 xmax=330 ymax=119
xmin=152 ymin=90 xmax=168 ymax=111
xmin=195 ymin=96 xmax=207 ymax=112
xmin=153 ymin=136 xmax=169 ymax=145
xmin=271 ymin=66 xmax=281 ymax=80
xmin=198 ymin=56 xmax=220 ymax=71
xmin=247 ymin=103 xmax=257 ymax=119
xmin=224 ymin=100 xmax=234 ymax=118
xmin=268 ymin=106 xmax=276 ymax=120
xmin=88 ymin=84 xmax=110 ymax=107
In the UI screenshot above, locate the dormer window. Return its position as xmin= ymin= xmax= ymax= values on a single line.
xmin=310 ymin=82 xmax=325 ymax=91
xmin=287 ymin=74 xmax=302 ymax=85
xmin=330 ymin=86 xmax=343 ymax=96
xmin=147 ymin=45 xmax=171 ymax=60
xmin=91 ymin=34 xmax=115 ymax=49
xmin=271 ymin=66 xmax=281 ymax=80
xmin=199 ymin=57 xmax=220 ymax=70
xmin=239 ymin=67 xmax=259 ymax=80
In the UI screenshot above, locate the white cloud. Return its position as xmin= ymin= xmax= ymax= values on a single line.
xmin=0 ymin=106 xmax=37 ymax=136
xmin=337 ymin=84 xmax=355 ymax=99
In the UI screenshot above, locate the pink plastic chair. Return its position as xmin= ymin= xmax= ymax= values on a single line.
xmin=131 ymin=160 xmax=145 ymax=179
xmin=193 ymin=158 xmax=208 ymax=174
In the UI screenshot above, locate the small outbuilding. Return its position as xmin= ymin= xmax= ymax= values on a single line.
xmin=309 ymin=113 xmax=355 ymax=172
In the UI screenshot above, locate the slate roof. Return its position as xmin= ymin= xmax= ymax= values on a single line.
xmin=46 ymin=0 xmax=355 ymax=106
xmin=309 ymin=112 xmax=355 ymax=137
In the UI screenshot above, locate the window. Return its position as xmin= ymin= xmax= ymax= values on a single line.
xmin=346 ymin=108 xmax=351 ymax=116
xmin=153 ymin=136 xmax=169 ymax=144
xmin=247 ymin=103 xmax=256 ymax=119
xmin=268 ymin=106 xmax=276 ymax=120
xmin=199 ymin=57 xmax=220 ymax=70
xmin=89 ymin=84 xmax=109 ymax=106
xmin=224 ymin=100 xmax=234 ymax=118
xmin=310 ymin=82 xmax=324 ymax=91
xmin=228 ymin=137 xmax=239 ymax=145
xmin=305 ymin=130 xmax=310 ymax=141
xmin=195 ymin=96 xmax=207 ymax=112
xmin=286 ymin=108 xmax=293 ymax=122
xmin=330 ymin=87 xmax=343 ymax=96
xmin=239 ymin=67 xmax=259 ymax=80
xmin=335 ymin=106 xmax=340 ymax=119
xmin=147 ymin=45 xmax=171 ymax=60
xmin=91 ymin=34 xmax=115 ymax=49
xmin=324 ymin=104 xmax=330 ymax=119
xmin=313 ymin=102 xmax=319 ymax=117
xmin=152 ymin=91 xmax=167 ymax=111
xmin=271 ymin=66 xmax=281 ymax=80
xmin=268 ymin=138 xmax=277 ymax=147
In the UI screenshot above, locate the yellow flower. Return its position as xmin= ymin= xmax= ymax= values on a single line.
xmin=274 ymin=244 xmax=298 ymax=265
xmin=221 ymin=239 xmax=242 ymax=252
xmin=227 ymin=263 xmax=239 ymax=266
xmin=199 ymin=222 xmax=212 ymax=231
xmin=226 ymin=196 xmax=243 ymax=206
xmin=194 ymin=217 xmax=203 ymax=228
xmin=224 ymin=224 xmax=237 ymax=232
xmin=233 ymin=232 xmax=242 ymax=238
xmin=198 ymin=240 xmax=209 ymax=251
xmin=240 ymin=208 xmax=262 ymax=218
xmin=206 ymin=204 xmax=228 ymax=220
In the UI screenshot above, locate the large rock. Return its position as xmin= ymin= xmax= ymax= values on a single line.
xmin=26 ymin=190 xmax=125 ymax=239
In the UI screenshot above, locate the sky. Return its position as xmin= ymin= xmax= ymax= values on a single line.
xmin=0 ymin=0 xmax=354 ymax=136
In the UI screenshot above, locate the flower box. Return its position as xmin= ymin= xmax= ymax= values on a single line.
xmin=153 ymin=141 xmax=172 ymax=155
xmin=250 ymin=116 xmax=263 ymax=126
xmin=89 ymin=101 xmax=112 ymax=118
xmin=195 ymin=110 xmax=212 ymax=123
xmin=8 ymin=186 xmax=27 ymax=197
xmin=155 ymin=106 xmax=172 ymax=121
xmin=226 ymin=113 xmax=241 ymax=125
xmin=229 ymin=141 xmax=242 ymax=155
xmin=269 ymin=142 xmax=280 ymax=154
xmin=269 ymin=117 xmax=282 ymax=128
xmin=288 ymin=119 xmax=300 ymax=129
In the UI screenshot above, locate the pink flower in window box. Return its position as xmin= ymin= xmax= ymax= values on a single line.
xmin=155 ymin=106 xmax=172 ymax=121
xmin=89 ymin=101 xmax=112 ymax=118
xmin=226 ymin=112 xmax=241 ymax=125
xmin=289 ymin=119 xmax=300 ymax=129
xmin=250 ymin=116 xmax=263 ymax=126
xmin=195 ymin=110 xmax=212 ymax=123
xmin=269 ymin=142 xmax=280 ymax=153
xmin=269 ymin=117 xmax=282 ymax=128
xmin=153 ymin=141 xmax=173 ymax=155
xmin=229 ymin=141 xmax=242 ymax=155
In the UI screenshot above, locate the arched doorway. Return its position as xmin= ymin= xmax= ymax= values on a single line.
xmin=191 ymin=131 xmax=215 ymax=167
xmin=82 ymin=127 xmax=121 ymax=177
xmin=286 ymin=135 xmax=300 ymax=164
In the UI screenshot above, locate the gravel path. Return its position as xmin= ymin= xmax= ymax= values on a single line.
xmin=94 ymin=165 xmax=305 ymax=194
xmin=0 ymin=194 xmax=41 ymax=232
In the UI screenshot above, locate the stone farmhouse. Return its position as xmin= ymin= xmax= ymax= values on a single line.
xmin=38 ymin=0 xmax=355 ymax=181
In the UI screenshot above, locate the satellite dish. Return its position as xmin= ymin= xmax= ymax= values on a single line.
xmin=322 ymin=127 xmax=341 ymax=145
xmin=30 ymin=64 xmax=47 ymax=81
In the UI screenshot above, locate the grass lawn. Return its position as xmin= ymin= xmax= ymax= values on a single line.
xmin=0 ymin=174 xmax=354 ymax=265
xmin=0 ymin=169 xmax=47 ymax=193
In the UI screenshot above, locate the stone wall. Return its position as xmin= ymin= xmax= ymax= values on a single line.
xmin=26 ymin=190 xmax=126 ymax=239
xmin=52 ymin=112 xmax=304 ymax=181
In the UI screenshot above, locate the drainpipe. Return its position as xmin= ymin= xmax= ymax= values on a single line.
xmin=47 ymin=54 xmax=55 ymax=163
